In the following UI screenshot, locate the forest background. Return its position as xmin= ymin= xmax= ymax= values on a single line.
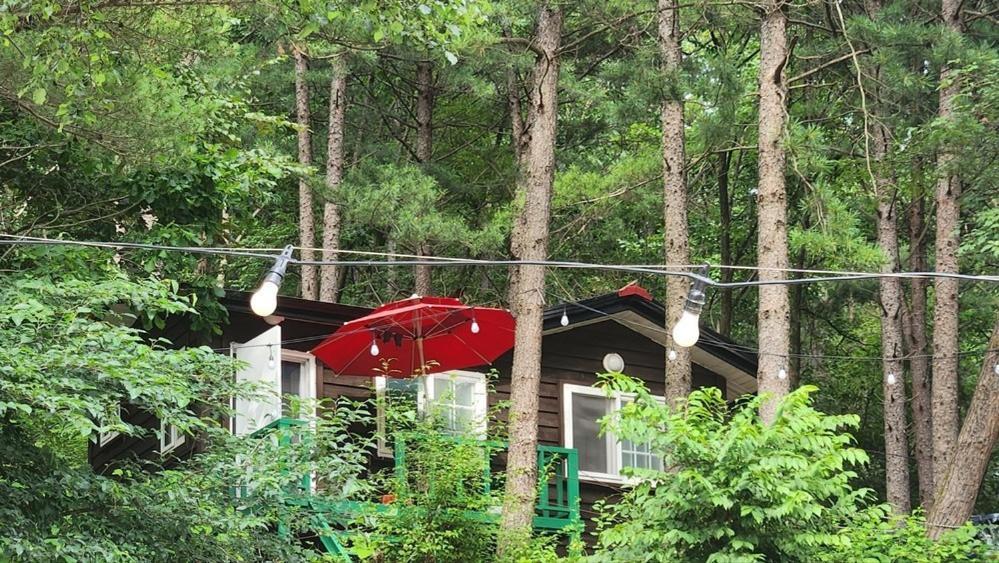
xmin=1 ymin=0 xmax=997 ymax=559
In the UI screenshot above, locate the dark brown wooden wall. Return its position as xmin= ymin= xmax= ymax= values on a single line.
xmin=93 ymin=309 xmax=736 ymax=545
xmin=320 ymin=318 xmax=729 ymax=542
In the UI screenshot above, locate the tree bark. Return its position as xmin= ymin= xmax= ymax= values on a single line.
xmin=927 ymin=318 xmax=999 ymax=539
xmin=756 ymin=1 xmax=791 ymax=424
xmin=659 ymin=0 xmax=691 ymax=405
xmin=414 ymin=60 xmax=434 ymax=296
xmin=320 ymin=54 xmax=347 ymax=302
xmin=931 ymin=0 xmax=963 ymax=476
xmin=906 ymin=183 xmax=935 ymax=508
xmin=718 ymin=150 xmax=733 ymax=337
xmin=873 ymin=137 xmax=911 ymax=516
xmin=498 ymin=3 xmax=561 ymax=553
xmin=860 ymin=0 xmax=910 ymax=514
xmin=294 ymin=46 xmax=317 ymax=300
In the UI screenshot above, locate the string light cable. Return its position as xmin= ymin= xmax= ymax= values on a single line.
xmin=3 ymin=235 xmax=997 ymax=287
xmin=3 ymin=235 xmax=996 ymax=356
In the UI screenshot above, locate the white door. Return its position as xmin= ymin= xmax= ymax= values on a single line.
xmin=231 ymin=325 xmax=282 ymax=436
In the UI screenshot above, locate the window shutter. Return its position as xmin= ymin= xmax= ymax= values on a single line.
xmin=230 ymin=325 xmax=282 ymax=435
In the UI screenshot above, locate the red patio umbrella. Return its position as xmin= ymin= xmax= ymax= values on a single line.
xmin=311 ymin=296 xmax=515 ymax=378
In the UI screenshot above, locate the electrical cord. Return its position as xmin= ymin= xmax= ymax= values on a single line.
xmin=3 ymin=235 xmax=998 ymax=287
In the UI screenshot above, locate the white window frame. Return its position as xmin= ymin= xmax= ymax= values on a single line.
xmin=562 ymin=383 xmax=663 ymax=484
xmin=159 ymin=420 xmax=186 ymax=454
xmin=278 ymin=349 xmax=318 ymax=419
xmin=374 ymin=371 xmax=487 ymax=457
xmin=98 ymin=404 xmax=122 ymax=447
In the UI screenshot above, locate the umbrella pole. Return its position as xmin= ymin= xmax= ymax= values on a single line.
xmin=417 ymin=337 xmax=426 ymax=377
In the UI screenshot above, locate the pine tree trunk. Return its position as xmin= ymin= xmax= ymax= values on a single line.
xmin=414 ymin=60 xmax=434 ymax=296
xmin=718 ymin=150 xmax=733 ymax=337
xmin=498 ymin=4 xmax=561 ymax=552
xmin=873 ymin=138 xmax=911 ymax=516
xmin=659 ymin=0 xmax=691 ymax=404
xmin=907 ymin=185 xmax=935 ymax=508
xmin=294 ymin=46 xmax=317 ymax=300
xmin=927 ymin=318 xmax=999 ymax=539
xmin=863 ymin=0 xmax=910 ymax=514
xmin=931 ymin=0 xmax=963 ymax=476
xmin=320 ymin=55 xmax=346 ymax=302
xmin=756 ymin=2 xmax=791 ymax=424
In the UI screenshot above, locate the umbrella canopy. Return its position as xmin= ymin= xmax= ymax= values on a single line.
xmin=311 ymin=296 xmax=515 ymax=378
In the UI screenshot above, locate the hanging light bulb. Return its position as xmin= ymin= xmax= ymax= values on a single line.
xmin=778 ymin=368 xmax=787 ymax=380
xmin=668 ymin=349 xmax=677 ymax=361
xmin=369 ymin=338 xmax=380 ymax=357
xmin=267 ymin=345 xmax=276 ymax=370
xmin=470 ymin=318 xmax=480 ymax=334
xmin=672 ymin=264 xmax=710 ymax=348
xmin=250 ymin=245 xmax=294 ymax=317
xmin=887 ymin=373 xmax=897 ymax=385
xmin=560 ymin=308 xmax=569 ymax=327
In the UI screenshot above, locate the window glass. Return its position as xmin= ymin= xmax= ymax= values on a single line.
xmin=455 ymin=379 xmax=475 ymax=407
xmin=571 ymin=393 xmax=610 ymax=473
xmin=281 ymin=360 xmax=302 ymax=416
xmin=619 ymin=398 xmax=661 ymax=472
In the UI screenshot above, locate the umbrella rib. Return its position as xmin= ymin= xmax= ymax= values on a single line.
xmin=449 ymin=332 xmax=495 ymax=367
xmin=338 ymin=339 xmax=377 ymax=377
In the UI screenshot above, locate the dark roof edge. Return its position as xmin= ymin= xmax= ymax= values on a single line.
xmin=221 ymin=289 xmax=372 ymax=326
xmin=545 ymin=292 xmax=759 ymax=377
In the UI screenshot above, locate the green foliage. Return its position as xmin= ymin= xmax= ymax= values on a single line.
xmin=0 ymin=265 xmax=375 ymax=561
xmin=348 ymin=393 xmax=567 ymax=562
xmin=591 ymin=378 xmax=872 ymax=562
xmin=807 ymin=507 xmax=990 ymax=563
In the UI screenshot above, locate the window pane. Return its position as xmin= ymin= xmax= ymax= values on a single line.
xmin=572 ymin=394 xmax=610 ymax=473
xmin=433 ymin=377 xmax=452 ymax=403
xmin=281 ymin=361 xmax=302 ymax=416
xmin=454 ymin=380 xmax=475 ymax=407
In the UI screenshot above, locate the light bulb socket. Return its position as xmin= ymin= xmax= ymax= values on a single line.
xmin=258 ymin=245 xmax=294 ymax=288
xmin=683 ymin=264 xmax=710 ymax=316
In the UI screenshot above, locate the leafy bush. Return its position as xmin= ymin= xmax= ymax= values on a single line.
xmin=808 ymin=507 xmax=991 ymax=562
xmin=0 ymin=268 xmax=375 ymax=561
xmin=347 ymin=389 xmax=568 ymax=562
xmin=591 ymin=377 xmax=872 ymax=562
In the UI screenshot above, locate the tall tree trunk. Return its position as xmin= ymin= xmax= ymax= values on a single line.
xmin=659 ymin=0 xmax=691 ymax=404
xmin=907 ymin=183 xmax=935 ymax=508
xmin=498 ymin=4 xmax=561 ymax=553
xmin=718 ymin=150 xmax=733 ymax=337
xmin=927 ymin=318 xmax=999 ymax=539
xmin=862 ymin=0 xmax=910 ymax=514
xmin=320 ymin=54 xmax=347 ymax=302
xmin=414 ymin=60 xmax=434 ymax=296
xmin=931 ymin=0 xmax=963 ymax=476
xmin=294 ymin=46 xmax=317 ymax=300
xmin=873 ymin=138 xmax=911 ymax=516
xmin=755 ymin=1 xmax=791 ymax=424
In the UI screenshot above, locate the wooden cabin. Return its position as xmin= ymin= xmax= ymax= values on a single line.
xmin=90 ymin=284 xmax=757 ymax=543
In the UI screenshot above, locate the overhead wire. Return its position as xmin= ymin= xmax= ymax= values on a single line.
xmin=4 ymin=234 xmax=997 ymax=362
xmin=3 ymin=235 xmax=998 ymax=287
xmin=549 ymin=286 xmax=998 ymax=363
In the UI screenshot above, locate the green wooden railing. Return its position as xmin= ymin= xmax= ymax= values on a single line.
xmin=243 ymin=417 xmax=581 ymax=558
xmin=391 ymin=434 xmax=580 ymax=532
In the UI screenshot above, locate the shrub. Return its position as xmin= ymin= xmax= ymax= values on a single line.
xmin=591 ymin=377 xmax=872 ymax=562
xmin=809 ymin=507 xmax=991 ymax=562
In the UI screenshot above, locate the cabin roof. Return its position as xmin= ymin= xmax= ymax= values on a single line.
xmin=544 ymin=285 xmax=758 ymax=387
xmin=221 ymin=286 xmax=758 ymax=387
